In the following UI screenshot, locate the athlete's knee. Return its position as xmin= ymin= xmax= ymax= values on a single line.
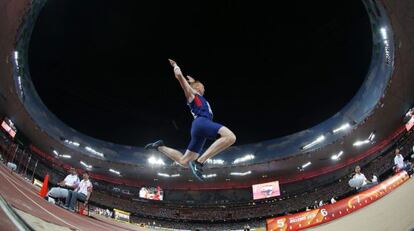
xmin=224 ymin=131 xmax=236 ymax=145
xmin=219 ymin=127 xmax=236 ymax=145
xmin=228 ymin=132 xmax=236 ymax=145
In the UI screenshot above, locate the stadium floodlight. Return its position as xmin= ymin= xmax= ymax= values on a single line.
xmin=380 ymin=27 xmax=387 ymax=40
xmin=17 ymin=76 xmax=22 ymax=91
xmin=109 ymin=169 xmax=121 ymax=175
xmin=202 ymin=173 xmax=217 ymax=179
xmin=302 ymin=161 xmax=312 ymax=169
xmin=59 ymin=154 xmax=71 ymax=159
xmin=302 ymin=135 xmax=325 ymax=150
xmin=353 ymin=140 xmax=370 ymax=146
xmin=353 ymin=132 xmax=375 ymax=147
xmin=230 ymin=171 xmax=252 ymax=176
xmin=65 ymin=140 xmax=80 ymax=147
xmin=333 ymin=123 xmax=350 ymax=134
xmin=53 ymin=150 xmax=59 ymax=156
xmin=148 ymin=156 xmax=165 ymax=166
xmin=157 ymin=173 xmax=180 ymax=178
xmin=205 ymin=159 xmax=225 ymax=165
xmin=233 ymin=154 xmax=255 ymax=164
xmin=368 ymin=132 xmax=375 ymax=141
xmin=157 ymin=173 xmax=170 ymax=177
xmin=331 ymin=151 xmax=344 ymax=160
xmin=85 ymin=146 xmax=104 ymax=157
xmin=80 ymin=161 xmax=92 ymax=169
xmin=14 ymin=51 xmax=19 ymax=66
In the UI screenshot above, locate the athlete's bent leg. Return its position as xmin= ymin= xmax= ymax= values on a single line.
xmin=197 ymin=127 xmax=236 ymax=164
xmin=158 ymin=146 xmax=198 ymax=167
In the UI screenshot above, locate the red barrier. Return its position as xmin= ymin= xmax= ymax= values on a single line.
xmin=266 ymin=172 xmax=410 ymax=231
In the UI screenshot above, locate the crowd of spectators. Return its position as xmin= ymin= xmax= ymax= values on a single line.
xmin=89 ymin=135 xmax=413 ymax=224
xmin=128 ymin=217 xmax=261 ymax=231
xmin=0 ymin=127 xmax=413 ymax=230
xmin=84 ymin=131 xmax=414 ymax=231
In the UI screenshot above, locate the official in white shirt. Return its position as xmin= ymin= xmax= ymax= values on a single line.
xmin=65 ymin=172 xmax=93 ymax=212
xmin=350 ymin=165 xmax=374 ymax=191
xmin=394 ymin=148 xmax=411 ymax=172
xmin=47 ymin=168 xmax=80 ymax=200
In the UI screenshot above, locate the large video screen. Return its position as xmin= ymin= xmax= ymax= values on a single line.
xmin=406 ymin=116 xmax=414 ymax=131
xmin=139 ymin=186 xmax=163 ymax=201
xmin=1 ymin=120 xmax=16 ymax=138
xmin=252 ymin=181 xmax=280 ymax=200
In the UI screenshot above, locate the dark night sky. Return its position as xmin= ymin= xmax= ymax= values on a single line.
xmin=29 ymin=0 xmax=372 ymax=148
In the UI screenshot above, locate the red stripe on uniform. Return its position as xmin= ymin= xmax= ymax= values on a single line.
xmin=194 ymin=95 xmax=202 ymax=107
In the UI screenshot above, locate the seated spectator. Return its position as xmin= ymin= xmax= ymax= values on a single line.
xmin=47 ymin=167 xmax=79 ymax=203
xmin=64 ymin=172 xmax=93 ymax=212
xmin=349 ymin=165 xmax=374 ymax=191
xmin=393 ymin=148 xmax=412 ymax=174
xmin=244 ymin=224 xmax=250 ymax=231
xmin=105 ymin=209 xmax=112 ymax=218
xmin=371 ymin=175 xmax=378 ymax=183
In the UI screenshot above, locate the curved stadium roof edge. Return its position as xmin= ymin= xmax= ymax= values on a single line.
xmin=0 ymin=0 xmax=413 ymax=189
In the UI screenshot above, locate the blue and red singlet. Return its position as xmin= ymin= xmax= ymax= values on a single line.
xmin=186 ymin=94 xmax=223 ymax=153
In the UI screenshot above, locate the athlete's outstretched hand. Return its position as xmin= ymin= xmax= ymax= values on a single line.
xmin=186 ymin=75 xmax=195 ymax=83
xmin=169 ymin=59 xmax=196 ymax=101
xmin=168 ymin=59 xmax=178 ymax=67
xmin=169 ymin=59 xmax=183 ymax=78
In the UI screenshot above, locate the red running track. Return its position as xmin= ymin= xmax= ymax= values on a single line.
xmin=0 ymin=163 xmax=143 ymax=231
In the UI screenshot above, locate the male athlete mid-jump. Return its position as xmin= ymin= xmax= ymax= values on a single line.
xmin=145 ymin=59 xmax=236 ymax=181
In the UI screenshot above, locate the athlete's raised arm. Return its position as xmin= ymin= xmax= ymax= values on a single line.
xmin=169 ymin=59 xmax=196 ymax=102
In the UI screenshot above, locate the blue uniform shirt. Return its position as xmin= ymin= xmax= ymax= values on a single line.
xmin=186 ymin=94 xmax=223 ymax=153
xmin=188 ymin=94 xmax=213 ymax=120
